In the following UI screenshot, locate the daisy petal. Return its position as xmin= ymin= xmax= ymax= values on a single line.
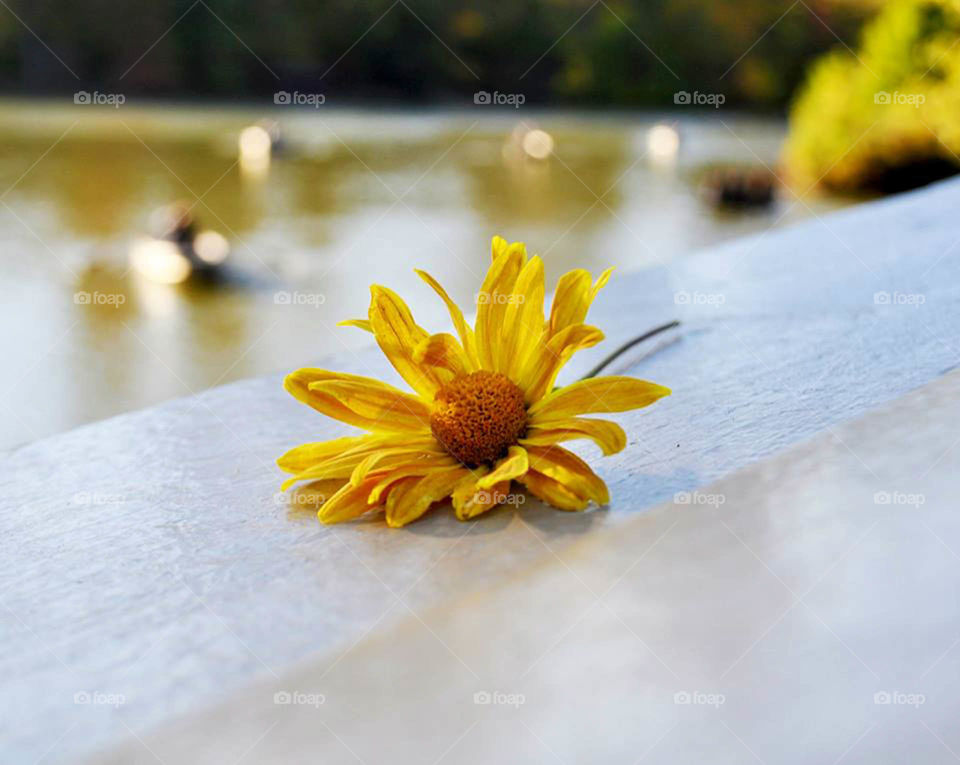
xmin=521 ymin=417 xmax=627 ymax=456
xmin=351 ymin=450 xmax=457 ymax=486
xmin=413 ymin=333 xmax=471 ymax=378
xmin=548 ymin=269 xmax=591 ymax=335
xmin=521 ymin=324 xmax=605 ymax=403
xmin=367 ymin=462 xmax=461 ymax=505
xmin=319 ymin=478 xmax=381 ymax=524
xmin=548 ymin=267 xmax=614 ymax=336
xmin=590 ymin=267 xmax=614 ymax=300
xmin=369 ymin=285 xmax=453 ymax=398
xmin=529 ymin=376 xmax=671 ymax=419
xmin=476 ymin=237 xmax=525 ymax=370
xmin=281 ymin=458 xmax=363 ymax=491
xmin=277 ymin=435 xmax=371 ymax=474
xmin=491 ymin=235 xmax=527 ymax=263
xmin=309 ymin=378 xmax=431 ymax=431
xmin=338 ymin=318 xmax=373 ymax=332
xmin=524 ymin=445 xmax=610 ymax=505
xmin=285 ymin=369 xmax=431 ymax=432
xmin=288 ymin=479 xmax=349 ymax=509
xmin=451 ymin=467 xmax=493 ymax=520
xmin=281 ymin=438 xmax=442 ymax=490
xmin=384 ymin=467 xmax=472 ymax=527
xmin=475 ymin=445 xmax=529 ymax=491
xmin=456 ymin=479 xmax=511 ymax=520
xmin=500 ymin=256 xmax=545 ymax=380
xmin=415 ymin=269 xmax=479 ymax=369
xmin=519 ymin=470 xmax=591 ymax=511
xmin=340 ymin=433 xmax=437 ymax=455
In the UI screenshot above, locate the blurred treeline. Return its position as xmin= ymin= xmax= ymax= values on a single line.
xmin=786 ymin=0 xmax=960 ymax=192
xmin=1 ymin=0 xmax=878 ymax=108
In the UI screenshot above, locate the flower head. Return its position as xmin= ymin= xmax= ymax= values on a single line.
xmin=278 ymin=236 xmax=670 ymax=527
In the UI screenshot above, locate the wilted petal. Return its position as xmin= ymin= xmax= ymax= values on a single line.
xmin=529 ymin=376 xmax=670 ymax=420
xmin=521 ymin=417 xmax=627 ymax=456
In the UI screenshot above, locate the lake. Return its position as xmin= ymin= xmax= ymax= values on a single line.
xmin=0 ymin=102 xmax=846 ymax=449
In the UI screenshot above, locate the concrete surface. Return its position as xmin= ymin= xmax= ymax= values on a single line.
xmin=94 ymin=363 xmax=960 ymax=765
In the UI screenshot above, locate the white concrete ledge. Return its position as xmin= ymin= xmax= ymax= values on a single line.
xmin=3 ymin=177 xmax=960 ymax=762
xmin=93 ymin=365 xmax=960 ymax=765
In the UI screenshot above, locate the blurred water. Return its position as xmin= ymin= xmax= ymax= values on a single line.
xmin=0 ymin=101 xmax=847 ymax=450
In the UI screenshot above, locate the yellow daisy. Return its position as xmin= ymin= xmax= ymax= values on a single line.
xmin=278 ymin=235 xmax=671 ymax=528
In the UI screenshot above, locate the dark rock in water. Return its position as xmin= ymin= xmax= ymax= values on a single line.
xmin=700 ymin=166 xmax=776 ymax=209
xmin=258 ymin=118 xmax=285 ymax=154
xmin=858 ymin=156 xmax=959 ymax=195
xmin=133 ymin=202 xmax=231 ymax=283
xmin=149 ymin=200 xmax=197 ymax=245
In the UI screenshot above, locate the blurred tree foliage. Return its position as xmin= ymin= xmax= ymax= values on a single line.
xmin=785 ymin=0 xmax=960 ymax=192
xmin=0 ymin=0 xmax=871 ymax=108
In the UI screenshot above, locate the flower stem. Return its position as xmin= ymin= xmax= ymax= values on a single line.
xmin=580 ymin=320 xmax=680 ymax=380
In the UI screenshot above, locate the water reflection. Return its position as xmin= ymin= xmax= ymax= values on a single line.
xmin=0 ymin=102 xmax=847 ymax=449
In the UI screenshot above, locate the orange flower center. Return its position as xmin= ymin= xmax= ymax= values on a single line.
xmin=430 ymin=371 xmax=527 ymax=466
